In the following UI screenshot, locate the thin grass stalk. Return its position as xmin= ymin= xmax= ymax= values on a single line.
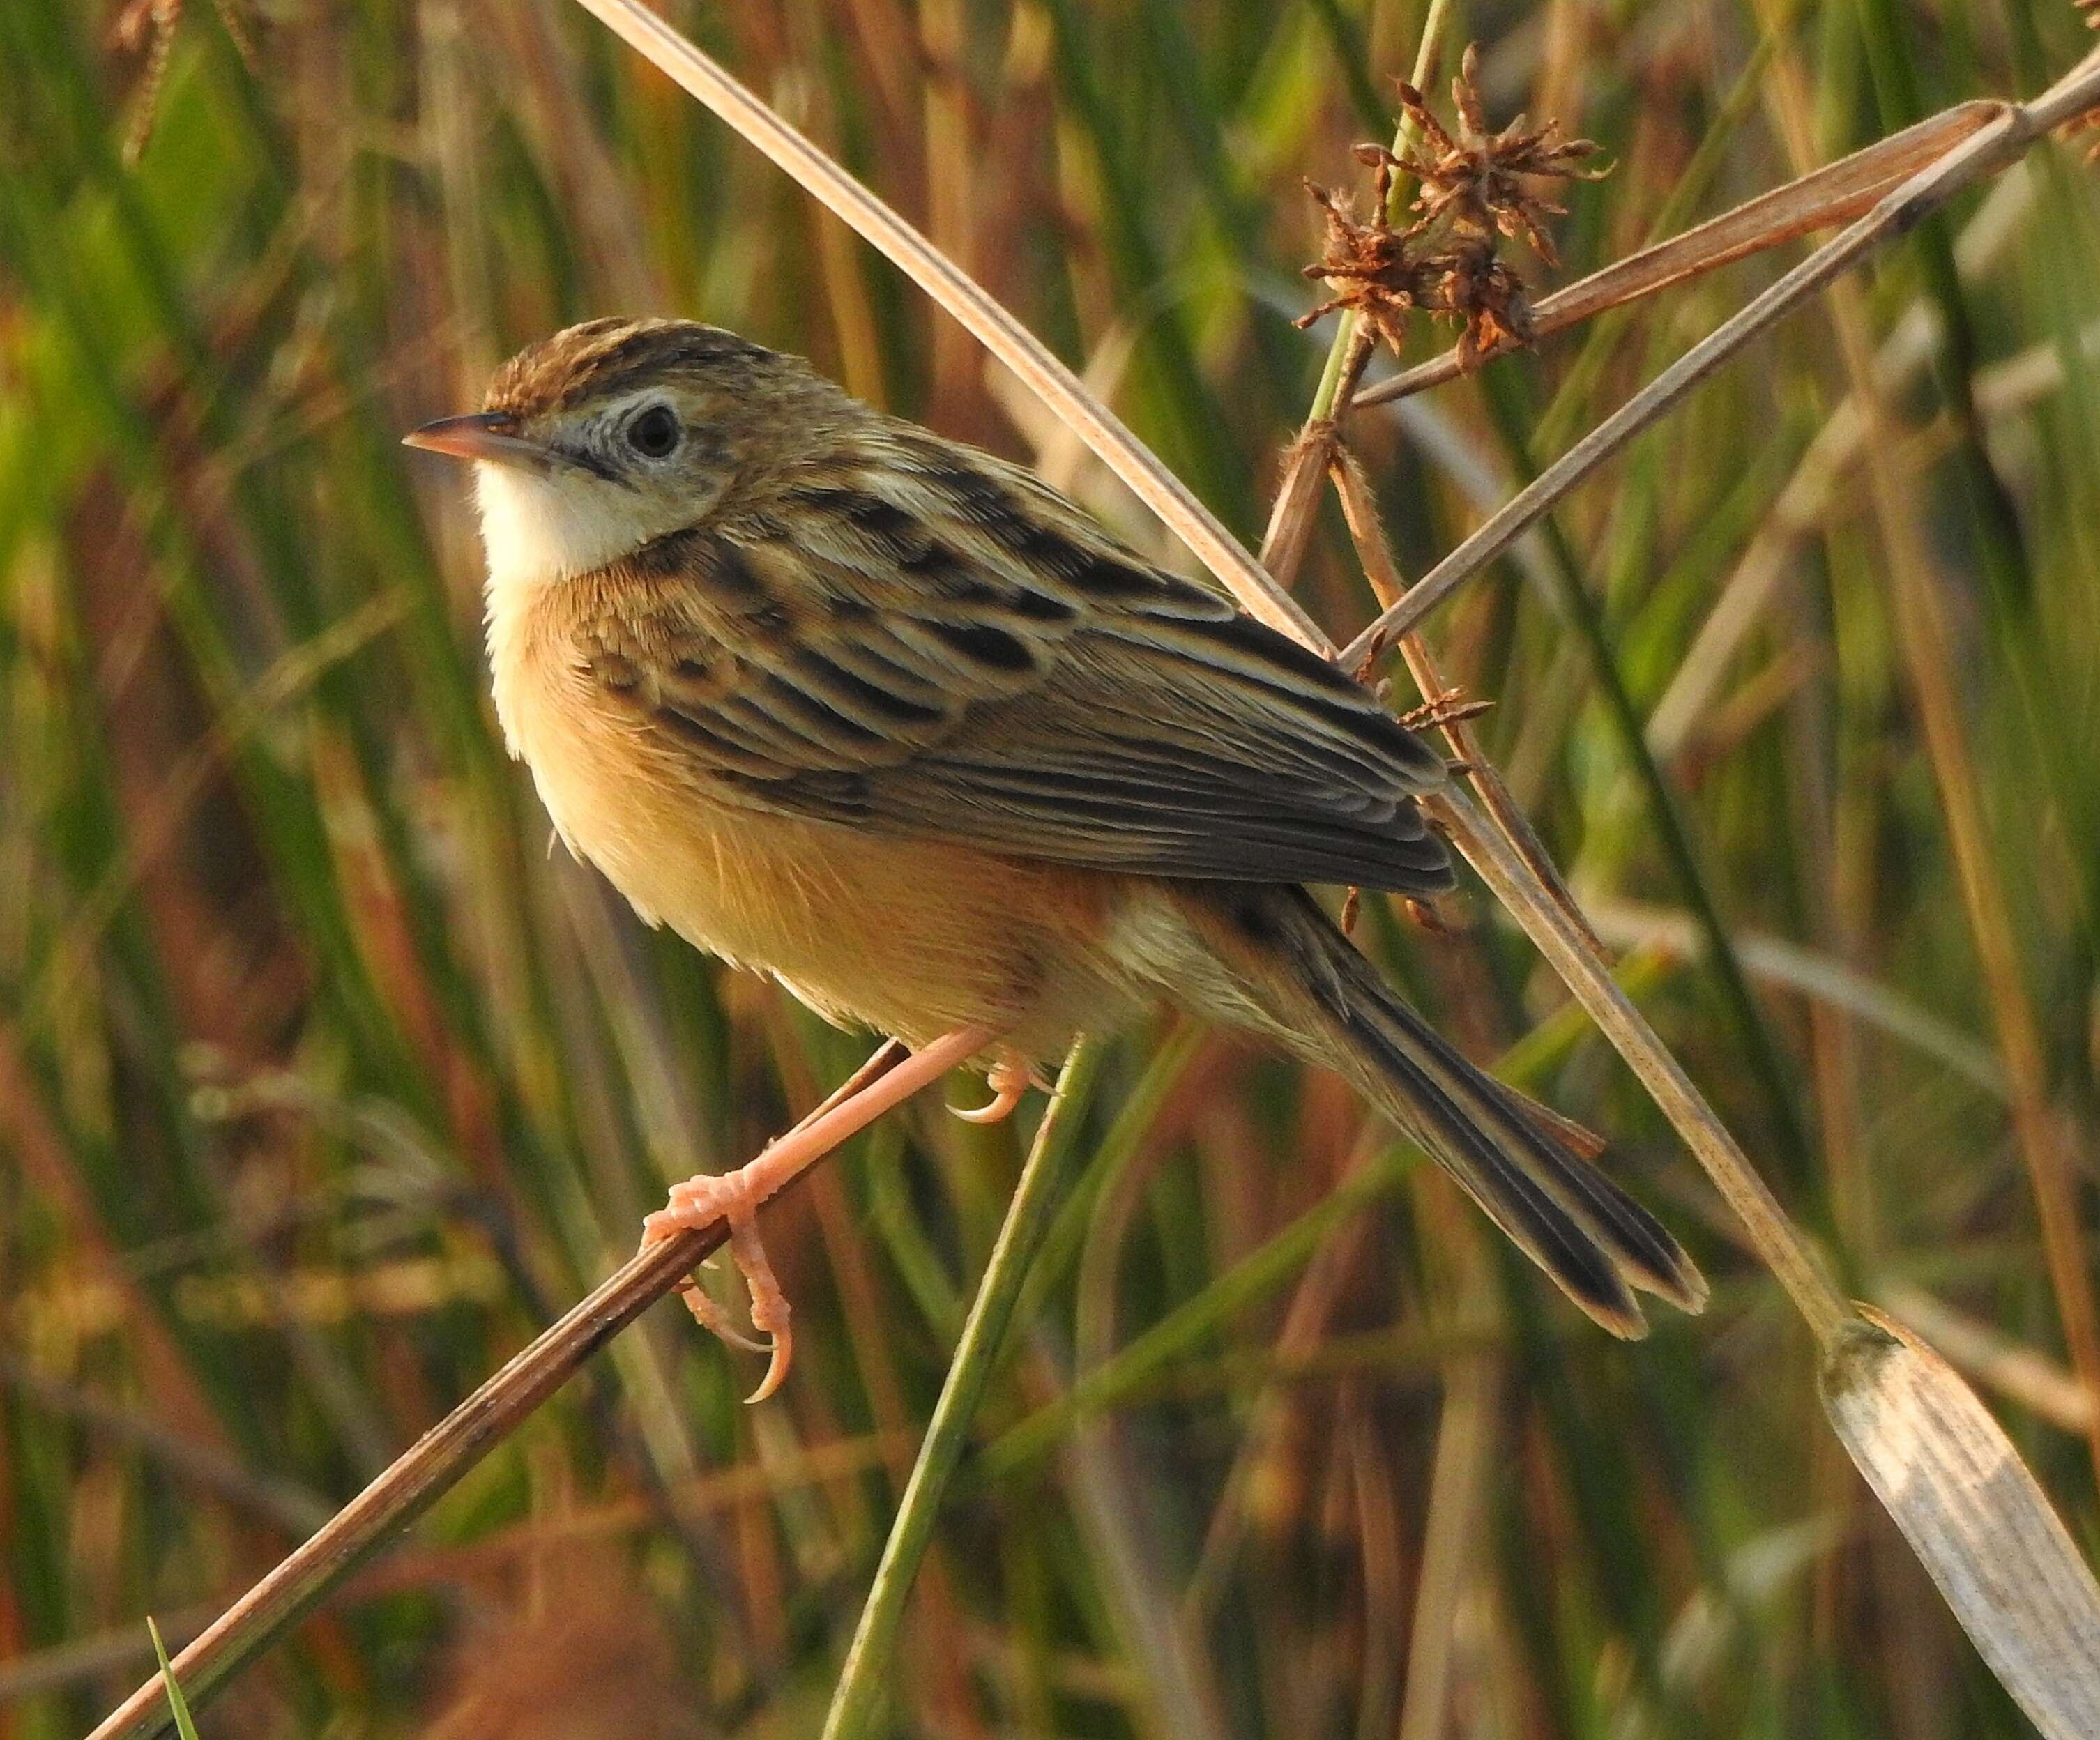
xmin=86 ymin=1225 xmax=731 ymax=1740
xmin=1262 ymin=2 xmax=1452 ymax=550
xmin=821 ymin=1032 xmax=1105 ymax=1740
xmin=565 ymin=0 xmax=1327 ymax=646
xmin=85 ymin=1040 xmax=911 ymax=1740
xmin=1351 ymin=101 xmax=2006 ymax=409
xmin=1338 ymin=45 xmax=2100 ymax=662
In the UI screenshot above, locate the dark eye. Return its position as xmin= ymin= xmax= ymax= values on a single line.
xmin=626 ymin=404 xmax=680 ymax=459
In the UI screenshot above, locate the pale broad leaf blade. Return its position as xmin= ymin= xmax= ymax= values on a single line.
xmin=1820 ymin=1308 xmax=2100 ymax=1739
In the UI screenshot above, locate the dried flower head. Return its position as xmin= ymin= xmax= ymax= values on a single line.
xmin=1295 ymin=157 xmax=1449 ymax=355
xmin=1298 ymin=42 xmax=1609 ymax=368
xmin=1394 ymin=43 xmax=1608 ymax=269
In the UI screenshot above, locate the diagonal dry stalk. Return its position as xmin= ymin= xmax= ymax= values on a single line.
xmin=1338 ymin=45 xmax=2100 ymax=660
xmin=1350 ymin=100 xmax=2008 ymax=409
xmin=85 ymin=1040 xmax=909 ymax=1740
xmin=534 ymin=11 xmax=2100 ymax=1727
xmin=88 ymin=1228 xmax=732 ymax=1740
xmin=89 ymin=14 xmax=2100 ymax=1737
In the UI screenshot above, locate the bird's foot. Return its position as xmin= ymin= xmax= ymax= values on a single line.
xmin=642 ymin=1023 xmax=1001 ymax=1401
xmin=951 ymin=1051 xmax=1033 ymax=1125
xmin=646 ymin=1168 xmax=796 ymax=1403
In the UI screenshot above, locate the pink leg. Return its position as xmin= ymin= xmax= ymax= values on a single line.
xmin=950 ymin=1049 xmax=1034 ymax=1125
xmin=644 ymin=1024 xmax=997 ymax=1402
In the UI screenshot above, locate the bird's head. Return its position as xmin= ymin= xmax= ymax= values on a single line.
xmin=404 ymin=317 xmax=828 ymax=597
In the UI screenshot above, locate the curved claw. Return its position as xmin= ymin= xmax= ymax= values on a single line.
xmin=645 ymin=1028 xmax=1013 ymax=1403
xmin=745 ymin=1320 xmax=793 ymax=1405
xmin=730 ymin=1216 xmax=793 ymax=1404
xmin=650 ymin=1180 xmax=798 ymax=1399
xmin=674 ymin=1280 xmax=773 ymax=1355
xmin=950 ymin=1079 xmax=1026 ymax=1124
xmin=950 ymin=1055 xmax=1031 ymax=1126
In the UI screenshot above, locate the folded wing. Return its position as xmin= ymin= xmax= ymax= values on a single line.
xmin=586 ymin=448 xmax=1455 ymax=897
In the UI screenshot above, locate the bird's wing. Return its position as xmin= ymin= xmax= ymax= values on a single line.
xmin=584 ymin=452 xmax=1455 ymax=895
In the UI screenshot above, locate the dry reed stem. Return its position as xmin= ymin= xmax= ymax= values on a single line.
xmin=1256 ymin=414 xmax=1340 ymax=586
xmin=1325 ymin=445 xmax=1597 ymax=953
xmin=88 ymin=1230 xmax=729 ymax=1740
xmin=1646 ymin=180 xmax=2059 ymax=761
xmin=1351 ymin=102 xmax=2007 ymax=408
xmin=1338 ymin=44 xmax=2100 ymax=662
xmin=86 ymin=1041 xmax=908 ymax=1740
xmin=566 ymin=0 xmax=1330 ymax=648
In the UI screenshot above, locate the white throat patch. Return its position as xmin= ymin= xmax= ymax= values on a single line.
xmin=473 ymin=461 xmax=637 ymax=604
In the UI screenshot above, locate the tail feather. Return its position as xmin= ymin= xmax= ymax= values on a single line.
xmin=1467 ymin=1069 xmax=1704 ymax=1311
xmin=1183 ymin=887 xmax=1707 ymax=1335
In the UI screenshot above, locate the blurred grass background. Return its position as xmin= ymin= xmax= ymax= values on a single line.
xmin=3 ymin=0 xmax=2100 ymax=1734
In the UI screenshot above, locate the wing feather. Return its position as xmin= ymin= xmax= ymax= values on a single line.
xmin=585 ymin=452 xmax=1456 ymax=896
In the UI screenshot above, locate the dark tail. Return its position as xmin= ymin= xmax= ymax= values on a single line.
xmin=1181 ymin=887 xmax=1707 ymax=1336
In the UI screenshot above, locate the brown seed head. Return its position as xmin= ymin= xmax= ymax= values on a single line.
xmin=1299 ymin=43 xmax=1608 ymax=369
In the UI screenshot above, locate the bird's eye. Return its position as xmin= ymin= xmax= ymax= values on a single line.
xmin=626 ymin=404 xmax=681 ymax=459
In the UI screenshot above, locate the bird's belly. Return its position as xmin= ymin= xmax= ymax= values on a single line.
xmin=512 ymin=691 xmax=1132 ymax=1057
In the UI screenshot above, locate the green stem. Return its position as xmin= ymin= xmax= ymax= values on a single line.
xmin=1304 ymin=0 xmax=1455 ymax=422
xmin=979 ymin=1145 xmax=1415 ymax=1479
xmin=821 ymin=1033 xmax=1107 ymax=1740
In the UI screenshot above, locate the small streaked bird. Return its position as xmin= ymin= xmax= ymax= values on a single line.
xmin=405 ymin=316 xmax=1703 ymax=1396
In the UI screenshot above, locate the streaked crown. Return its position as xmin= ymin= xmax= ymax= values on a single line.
xmin=483 ymin=316 xmax=780 ymax=422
